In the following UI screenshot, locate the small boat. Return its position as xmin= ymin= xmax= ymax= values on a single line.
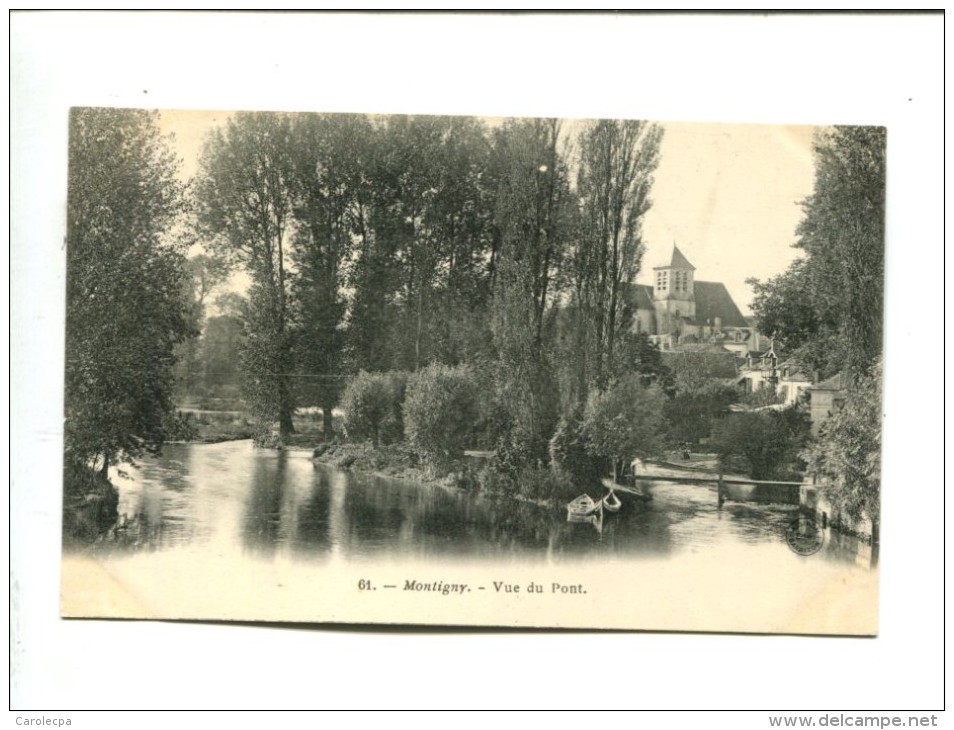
xmin=602 ymin=490 xmax=622 ymax=513
xmin=566 ymin=494 xmax=599 ymax=519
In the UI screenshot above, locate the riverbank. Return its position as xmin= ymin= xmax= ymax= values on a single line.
xmin=62 ymin=461 xmax=119 ymax=544
xmin=309 ymin=441 xmax=460 ymax=488
xmin=307 ymin=441 xmax=579 ymax=507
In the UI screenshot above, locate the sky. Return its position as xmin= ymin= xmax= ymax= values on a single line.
xmin=160 ymin=111 xmax=817 ymax=314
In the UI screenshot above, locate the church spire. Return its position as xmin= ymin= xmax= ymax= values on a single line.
xmin=669 ymin=244 xmax=695 ymax=271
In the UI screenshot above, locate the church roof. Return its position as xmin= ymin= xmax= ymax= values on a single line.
xmin=625 ymin=283 xmax=655 ymax=310
xmin=654 ymin=245 xmax=696 ymax=271
xmin=693 ymin=281 xmax=749 ymax=328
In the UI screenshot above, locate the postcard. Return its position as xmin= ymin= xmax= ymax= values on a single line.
xmin=59 ymin=108 xmax=883 ymax=635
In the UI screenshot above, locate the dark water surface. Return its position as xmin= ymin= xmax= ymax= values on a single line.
xmin=75 ymin=441 xmax=875 ymax=569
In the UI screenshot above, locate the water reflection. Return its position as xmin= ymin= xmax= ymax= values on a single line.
xmin=87 ymin=441 xmax=875 ymax=569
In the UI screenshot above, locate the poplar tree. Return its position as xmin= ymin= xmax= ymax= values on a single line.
xmin=195 ymin=112 xmax=297 ymax=438
xmin=65 ymin=107 xmax=192 ymax=480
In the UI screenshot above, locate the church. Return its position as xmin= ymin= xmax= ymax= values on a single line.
xmin=624 ymin=245 xmax=757 ymax=355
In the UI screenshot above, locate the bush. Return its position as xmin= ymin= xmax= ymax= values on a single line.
xmin=739 ymin=387 xmax=784 ymax=409
xmin=583 ymin=375 xmax=668 ymax=466
xmin=802 ymin=361 xmax=881 ymax=526
xmin=549 ymin=410 xmax=604 ymax=489
xmin=340 ymin=371 xmax=406 ymax=447
xmin=404 ymin=363 xmax=479 ymax=465
xmin=664 ymin=386 xmax=738 ymax=445
xmin=711 ymin=406 xmax=811 ymax=480
xmin=513 ymin=466 xmax=576 ymax=502
xmin=62 ymin=459 xmax=119 ymax=542
xmin=474 ymin=464 xmax=513 ymax=495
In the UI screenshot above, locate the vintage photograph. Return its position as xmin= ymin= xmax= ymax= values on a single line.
xmin=60 ymin=108 xmax=883 ymax=634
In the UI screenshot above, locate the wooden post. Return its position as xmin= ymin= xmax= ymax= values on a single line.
xmin=717 ymin=468 xmax=725 ymax=509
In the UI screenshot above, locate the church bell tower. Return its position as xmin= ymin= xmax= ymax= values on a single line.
xmin=653 ymin=245 xmax=696 ymax=331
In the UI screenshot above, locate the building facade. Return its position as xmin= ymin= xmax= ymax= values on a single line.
xmin=806 ymin=372 xmax=849 ymax=436
xmin=738 ymin=341 xmax=815 ymax=407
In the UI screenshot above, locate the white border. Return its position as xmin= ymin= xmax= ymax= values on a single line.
xmin=10 ymin=10 xmax=945 ymax=714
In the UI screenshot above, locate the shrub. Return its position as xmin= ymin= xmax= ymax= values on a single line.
xmin=711 ymin=406 xmax=811 ymax=480
xmin=475 ymin=464 xmax=513 ymax=495
xmin=549 ymin=410 xmax=604 ymax=489
xmin=340 ymin=371 xmax=406 ymax=447
xmin=664 ymin=386 xmax=738 ymax=445
xmin=802 ymin=361 xmax=881 ymax=526
xmin=583 ymin=375 xmax=668 ymax=467
xmin=514 ymin=466 xmax=576 ymax=502
xmin=739 ymin=386 xmax=784 ymax=409
xmin=62 ymin=459 xmax=119 ymax=542
xmin=404 ymin=363 xmax=479 ymax=465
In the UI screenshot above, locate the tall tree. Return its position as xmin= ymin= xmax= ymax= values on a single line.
xmin=345 ymin=114 xmax=498 ymax=374
xmin=173 ymin=253 xmax=231 ymax=398
xmin=574 ymin=119 xmax=663 ymax=392
xmin=490 ymin=118 xmax=572 ymax=462
xmin=65 ymin=107 xmax=192 ymax=478
xmin=288 ymin=113 xmax=371 ymax=437
xmin=415 ymin=116 xmax=498 ymax=367
xmin=749 ymin=125 xmax=886 ymax=378
xmin=195 ymin=112 xmax=297 ymax=437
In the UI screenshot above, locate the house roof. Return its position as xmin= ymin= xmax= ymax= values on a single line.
xmin=781 ymin=370 xmax=813 ymax=384
xmin=693 ymin=281 xmax=749 ymax=327
xmin=654 ymin=245 xmax=696 ymax=271
xmin=810 ymin=372 xmax=849 ymax=391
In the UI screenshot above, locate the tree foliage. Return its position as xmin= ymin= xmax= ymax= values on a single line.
xmin=65 ymin=107 xmax=192 ymax=477
xmin=802 ymin=360 xmax=881 ymax=525
xmin=184 ymin=111 xmax=669 ymax=469
xmin=665 ymin=348 xmax=738 ymax=396
xmin=749 ymin=126 xmax=885 ymax=378
xmin=711 ymin=406 xmax=811 ymax=481
xmin=574 ymin=120 xmax=663 ymax=391
xmin=582 ymin=375 xmax=667 ymax=466
xmin=664 ymin=387 xmax=738 ymax=445
xmin=287 ymin=114 xmax=369 ymax=437
xmin=346 ymin=115 xmax=498 ymax=374
xmin=340 ymin=371 xmax=407 ymax=448
xmin=404 ymin=364 xmax=480 ymax=464
xmin=195 ymin=111 xmax=297 ymax=437
xmin=490 ymin=119 xmax=572 ymax=463
xmin=549 ymin=409 xmax=605 ymax=489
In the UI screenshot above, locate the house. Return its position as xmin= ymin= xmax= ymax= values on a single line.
xmin=738 ymin=341 xmax=780 ymax=394
xmin=738 ymin=341 xmax=815 ymax=406
xmin=807 ymin=372 xmax=849 ymax=436
xmin=775 ymin=360 xmax=815 ymax=407
xmin=622 ymin=245 xmax=755 ymax=355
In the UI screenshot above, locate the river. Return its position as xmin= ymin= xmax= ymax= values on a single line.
xmin=72 ymin=440 xmax=875 ymax=567
xmin=61 ymin=440 xmax=878 ymax=633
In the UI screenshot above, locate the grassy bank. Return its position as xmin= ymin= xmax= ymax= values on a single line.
xmin=309 ymin=441 xmax=583 ymax=506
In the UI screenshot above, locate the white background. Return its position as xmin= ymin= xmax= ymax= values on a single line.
xmin=9 ymin=10 xmax=946 ymax=718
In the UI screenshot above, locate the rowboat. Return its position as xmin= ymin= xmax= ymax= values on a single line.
xmin=566 ymin=494 xmax=599 ymax=519
xmin=602 ymin=490 xmax=622 ymax=513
